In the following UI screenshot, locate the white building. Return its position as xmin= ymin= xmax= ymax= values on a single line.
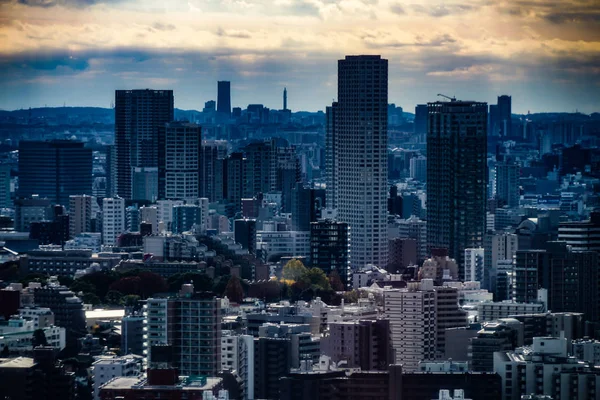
xmin=92 ymin=355 xmax=143 ymax=400
xmin=102 ymin=197 xmax=125 ymax=246
xmin=255 ymin=230 xmax=310 ymax=261
xmin=464 ymin=248 xmax=485 ymax=283
xmin=478 ymin=301 xmax=545 ymax=322
xmin=572 ymin=339 xmax=600 ymax=365
xmin=221 ymin=331 xmax=254 ymax=400
xmin=64 ymin=232 xmax=102 ymax=252
xmin=410 ymin=155 xmax=427 ymax=182
xmin=156 ymin=199 xmax=184 ymax=232
xmin=384 ymin=280 xmax=437 ymax=372
xmin=0 ymin=316 xmax=65 ymax=354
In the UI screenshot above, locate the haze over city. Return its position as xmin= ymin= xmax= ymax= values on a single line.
xmin=1 ymin=0 xmax=599 ymax=113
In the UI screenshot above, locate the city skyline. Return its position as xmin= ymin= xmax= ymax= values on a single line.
xmin=0 ymin=0 xmax=599 ymax=114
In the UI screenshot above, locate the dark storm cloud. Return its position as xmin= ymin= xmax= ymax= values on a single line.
xmin=0 ymin=51 xmax=90 ymax=70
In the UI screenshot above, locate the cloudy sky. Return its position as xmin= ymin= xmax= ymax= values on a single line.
xmin=0 ymin=0 xmax=598 ymax=113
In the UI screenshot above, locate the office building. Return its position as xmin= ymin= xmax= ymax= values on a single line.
xmin=234 ymin=218 xmax=257 ymax=254
xmin=484 ymin=232 xmax=518 ymax=289
xmin=224 ymin=152 xmax=246 ymax=213
xmin=434 ymin=286 xmax=468 ymax=358
xmin=427 ymin=100 xmax=487 ymax=279
xmin=221 ymin=332 xmax=255 ymax=400
xmin=18 ymin=140 xmax=92 ymax=206
xmin=0 ymin=164 xmax=11 ymax=209
xmin=495 ymin=162 xmax=520 ymax=208
xmin=496 ymin=95 xmax=512 ymax=137
xmin=414 ymin=104 xmax=428 ymax=139
xmin=469 ymin=318 xmax=523 ymax=372
xmin=172 ymin=204 xmax=203 ymax=234
xmin=325 ymin=103 xmax=338 ymax=209
xmin=217 ymin=81 xmax=231 ymax=116
xmin=102 ymin=197 xmax=125 ymax=246
xmin=409 ymin=155 xmax=427 ymax=182
xmin=464 ymin=248 xmax=485 ymax=283
xmin=510 ymin=312 xmax=584 ymax=345
xmin=69 ymin=195 xmax=93 ymax=238
xmin=115 ymin=89 xmax=174 ymax=199
xmin=321 ymin=319 xmax=392 ymax=370
xmin=158 ymin=122 xmax=202 ymax=201
xmin=396 ymin=215 xmax=428 ymax=261
xmin=200 ymin=140 xmax=227 ymax=202
xmin=478 ymin=301 xmax=545 ymax=322
xmin=309 ymin=219 xmax=350 ymax=285
xmin=332 ymin=55 xmax=388 ymax=269
xmin=387 ymin=238 xmax=418 ymax=272
xmin=558 ymin=210 xmax=600 ymax=252
xmin=145 ymin=287 xmax=221 ymax=377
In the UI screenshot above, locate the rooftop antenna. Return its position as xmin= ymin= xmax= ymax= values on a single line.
xmin=437 ymin=93 xmax=456 ymax=102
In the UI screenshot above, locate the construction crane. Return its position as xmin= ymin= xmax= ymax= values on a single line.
xmin=437 ymin=93 xmax=456 ymax=102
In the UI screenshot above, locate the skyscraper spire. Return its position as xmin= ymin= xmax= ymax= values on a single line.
xmin=283 ymin=87 xmax=287 ymax=111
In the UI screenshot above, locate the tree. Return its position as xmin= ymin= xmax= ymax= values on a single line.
xmin=120 ymin=294 xmax=141 ymax=308
xmin=282 ymin=259 xmax=308 ymax=282
xmin=303 ymin=268 xmax=332 ymax=292
xmin=32 ymin=329 xmax=48 ymax=347
xmin=105 ymin=290 xmax=124 ymax=305
xmin=328 ymin=270 xmax=345 ymax=292
xmin=212 ymin=275 xmax=231 ymax=296
xmin=57 ymin=275 xmax=74 ymax=288
xmin=81 ymin=293 xmax=101 ymax=305
xmin=224 ymin=276 xmax=244 ymax=303
xmin=167 ymin=272 xmax=213 ymax=292
xmin=137 ymin=272 xmax=168 ymax=298
xmin=343 ymin=290 xmax=360 ymax=304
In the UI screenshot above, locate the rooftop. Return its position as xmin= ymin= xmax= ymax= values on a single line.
xmin=0 ymin=357 xmax=36 ymax=369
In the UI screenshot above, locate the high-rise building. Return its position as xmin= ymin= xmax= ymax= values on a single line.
xmin=224 ymin=152 xmax=246 ymax=213
xmin=384 ymin=280 xmax=437 ymax=372
xmin=414 ymin=104 xmax=428 ymax=140
xmin=200 ymin=140 xmax=227 ymax=202
xmin=145 ymin=287 xmax=221 ymax=377
xmin=69 ymin=195 xmax=93 ymax=238
xmin=497 ymin=95 xmax=512 ymax=137
xmin=470 ymin=318 xmax=523 ymax=372
xmin=283 ymin=87 xmax=288 ymax=111
xmin=217 ymin=81 xmax=231 ymax=117
xmin=333 ymin=55 xmax=388 ymax=269
xmin=409 ymin=155 xmax=427 ymax=182
xmin=426 ymin=100 xmax=487 ymax=279
xmin=158 ymin=122 xmax=202 ymax=201
xmin=105 ymin=145 xmax=117 ymax=198
xmin=115 ymin=89 xmax=174 ymax=199
xmin=495 ymin=162 xmax=520 ymax=208
xmin=18 ymin=140 xmax=92 ymax=206
xmin=325 ymin=103 xmax=338 ymax=210
xmin=0 ymin=164 xmax=11 ymax=209
xmin=310 ymin=219 xmax=350 ymax=287
xmin=172 ymin=204 xmax=203 ymax=234
xmin=234 ymin=218 xmax=257 ymax=254
xmin=102 ymin=197 xmax=125 ymax=246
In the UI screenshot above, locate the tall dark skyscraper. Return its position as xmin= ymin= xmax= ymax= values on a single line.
xmin=414 ymin=104 xmax=428 ymax=138
xmin=283 ymin=87 xmax=288 ymax=111
xmin=497 ymin=95 xmax=512 ymax=137
xmin=325 ymin=103 xmax=338 ymax=209
xmin=115 ymin=89 xmax=174 ymax=200
xmin=217 ymin=81 xmax=231 ymax=116
xmin=200 ymin=140 xmax=228 ymax=202
xmin=332 ymin=55 xmax=388 ymax=269
xmin=18 ymin=140 xmax=92 ymax=206
xmin=427 ymin=100 xmax=487 ymax=279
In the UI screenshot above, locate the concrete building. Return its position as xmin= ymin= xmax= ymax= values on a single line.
xmin=140 ymin=205 xmax=159 ymax=234
xmin=384 ymin=280 xmax=437 ymax=371
xmin=19 ymin=248 xmax=120 ymax=276
xmin=427 ymin=100 xmax=487 ymax=279
xmin=464 ymin=248 xmax=485 ymax=283
xmin=572 ymin=339 xmax=600 ymax=365
xmin=509 ymin=312 xmax=584 ymax=345
xmin=0 ymin=316 xmax=65 ymax=354
xmin=64 ymin=232 xmax=102 ymax=252
xmin=221 ymin=331 xmax=254 ymax=400
xmin=558 ymin=211 xmax=600 ymax=252
xmin=92 ymin=355 xmax=143 ymax=400
xmin=200 ymin=140 xmax=227 ymax=202
xmin=321 ymin=319 xmax=392 ymax=370
xmin=256 ymin=230 xmax=310 ymax=262
xmin=69 ymin=195 xmax=93 ymax=238
xmin=14 ymin=197 xmax=52 ymax=232
xmin=332 ymin=55 xmax=388 ymax=270
xmin=388 ymin=237 xmax=417 ymax=272
xmin=409 ymin=155 xmax=427 ymax=182
xmin=495 ymin=162 xmax=520 ymax=208
xmin=478 ymin=301 xmax=545 ymax=322
xmin=115 ymin=89 xmax=174 ymax=199
xmin=145 ymin=286 xmax=221 ymax=377
xmin=394 ymin=216 xmax=428 ymax=261
xmin=159 ymin=122 xmax=202 ymax=201
xmin=172 ymin=204 xmax=203 ymax=234
xmin=469 ymin=318 xmax=523 ymax=372
xmin=484 ymin=232 xmax=518 ymax=290
xmin=102 ymin=197 xmax=125 ymax=246
xmin=494 ymin=336 xmax=600 ymax=400
xmin=156 ymin=199 xmax=184 ymax=232
xmin=121 ymin=314 xmax=145 ymax=356
xmin=435 ymin=286 xmax=468 ymax=359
